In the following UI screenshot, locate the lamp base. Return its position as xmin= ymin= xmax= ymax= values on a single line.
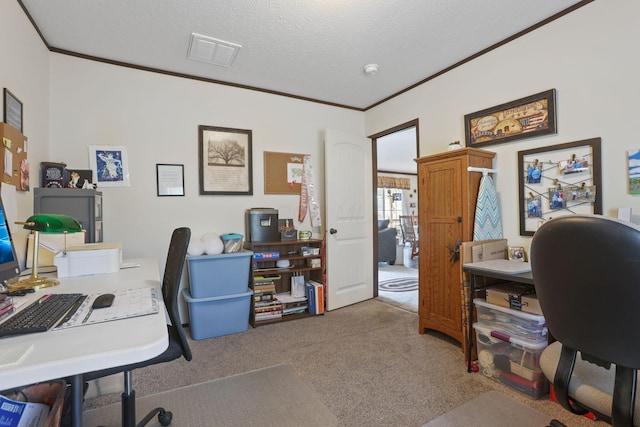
xmin=8 ymin=275 xmax=60 ymax=291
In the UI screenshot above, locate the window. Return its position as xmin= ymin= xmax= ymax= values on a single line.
xmin=377 ymin=187 xmax=404 ymax=230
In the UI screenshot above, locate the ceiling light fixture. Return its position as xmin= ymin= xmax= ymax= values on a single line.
xmin=363 ymin=64 xmax=379 ymax=76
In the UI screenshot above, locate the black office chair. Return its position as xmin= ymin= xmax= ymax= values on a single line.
xmin=531 ymin=215 xmax=640 ymax=426
xmin=84 ymin=227 xmax=193 ymax=427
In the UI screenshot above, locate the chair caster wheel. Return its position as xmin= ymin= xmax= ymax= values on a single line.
xmin=158 ymin=409 xmax=173 ymax=426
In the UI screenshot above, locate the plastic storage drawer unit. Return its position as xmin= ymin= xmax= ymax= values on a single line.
xmin=186 ymin=251 xmax=252 ymax=298
xmin=473 ymin=322 xmax=549 ymax=399
xmin=474 ymin=298 xmax=547 ymax=344
xmin=183 ymin=289 xmax=253 ymax=340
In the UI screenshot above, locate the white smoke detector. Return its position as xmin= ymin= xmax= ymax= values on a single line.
xmin=363 ymin=64 xmax=379 ymax=75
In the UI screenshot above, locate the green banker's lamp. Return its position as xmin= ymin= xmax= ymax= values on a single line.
xmin=10 ymin=214 xmax=82 ymax=291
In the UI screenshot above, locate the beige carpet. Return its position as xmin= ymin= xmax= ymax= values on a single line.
xmin=83 ymin=364 xmax=338 ymax=426
xmin=83 ymin=299 xmax=601 ymax=426
xmin=423 ymin=390 xmax=552 ymax=426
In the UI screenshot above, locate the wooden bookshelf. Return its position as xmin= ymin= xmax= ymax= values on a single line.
xmin=244 ymin=239 xmax=324 ymax=327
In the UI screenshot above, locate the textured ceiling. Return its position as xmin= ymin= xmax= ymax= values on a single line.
xmin=20 ymin=0 xmax=588 ymax=110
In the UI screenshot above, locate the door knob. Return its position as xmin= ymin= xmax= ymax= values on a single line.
xmin=329 ymin=228 xmax=337 ymax=234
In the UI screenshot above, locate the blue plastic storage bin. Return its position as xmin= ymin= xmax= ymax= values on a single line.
xmin=186 ymin=251 xmax=252 ymax=298
xmin=183 ymin=288 xmax=252 ymax=340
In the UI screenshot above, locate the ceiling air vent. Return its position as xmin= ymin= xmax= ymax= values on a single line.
xmin=187 ymin=33 xmax=241 ymax=67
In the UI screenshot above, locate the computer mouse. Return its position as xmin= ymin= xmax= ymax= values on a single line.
xmin=92 ymin=293 xmax=115 ymax=309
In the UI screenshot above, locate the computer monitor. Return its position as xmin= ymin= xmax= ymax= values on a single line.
xmin=0 ymin=195 xmax=20 ymax=285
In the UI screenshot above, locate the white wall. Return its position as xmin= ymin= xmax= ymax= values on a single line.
xmin=0 ymin=0 xmax=51 ymax=265
xmin=48 ymin=54 xmax=364 ymax=268
xmin=365 ymin=0 xmax=640 ymax=250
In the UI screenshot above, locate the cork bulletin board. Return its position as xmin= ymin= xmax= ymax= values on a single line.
xmin=263 ymin=151 xmax=307 ymax=194
xmin=0 ymin=122 xmax=28 ymax=191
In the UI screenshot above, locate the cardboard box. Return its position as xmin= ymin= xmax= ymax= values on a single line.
xmin=471 ymin=239 xmax=508 ymax=263
xmin=486 ymin=282 xmax=536 ymax=310
xmin=53 ymin=242 xmax=122 ymax=277
xmin=280 ymin=229 xmax=297 ymax=241
xmin=521 ymin=294 xmax=543 ymax=315
xmin=26 ymin=231 xmax=87 ymax=268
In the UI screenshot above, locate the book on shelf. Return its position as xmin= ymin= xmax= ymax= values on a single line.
xmin=274 ymin=292 xmax=307 ymax=304
xmin=275 ymin=292 xmax=308 ymax=315
xmin=254 ymin=305 xmax=282 ymax=314
xmin=254 ymin=299 xmax=280 ymax=305
xmin=306 ymin=279 xmax=325 ymax=315
xmin=283 ymin=306 xmax=308 ymax=315
xmin=253 ymin=252 xmax=280 ymax=259
xmin=0 ymin=304 xmax=15 ymax=320
xmin=0 ymin=296 xmax=13 ymax=311
xmin=254 ymin=293 xmax=275 ymax=302
xmin=255 ymin=310 xmax=283 ymax=321
xmin=254 ymin=274 xmax=281 ymax=281
xmin=253 ymin=283 xmax=276 ymax=293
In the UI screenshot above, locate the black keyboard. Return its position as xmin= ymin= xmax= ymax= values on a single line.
xmin=0 ymin=293 xmax=86 ymax=338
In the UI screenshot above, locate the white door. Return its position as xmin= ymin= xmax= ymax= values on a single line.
xmin=325 ymin=128 xmax=373 ymax=310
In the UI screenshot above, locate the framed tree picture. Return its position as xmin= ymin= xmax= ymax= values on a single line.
xmin=198 ymin=125 xmax=253 ymax=195
xmin=518 ymin=137 xmax=602 ymax=236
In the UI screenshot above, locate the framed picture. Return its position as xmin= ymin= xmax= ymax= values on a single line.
xmin=199 ymin=125 xmax=252 ymax=195
xmin=464 ymin=89 xmax=557 ymax=147
xmin=3 ymin=89 xmax=23 ymax=133
xmin=628 ymin=149 xmax=640 ymax=194
xmin=508 ymin=246 xmax=526 ymax=262
xmin=518 ymin=138 xmax=602 ymax=236
xmin=88 ymin=145 xmax=131 ymax=187
xmin=156 ymin=164 xmax=185 ymax=196
xmin=66 ymin=168 xmax=93 ymax=188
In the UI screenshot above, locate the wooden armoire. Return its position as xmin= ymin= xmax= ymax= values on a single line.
xmin=415 ymin=148 xmax=496 ymax=350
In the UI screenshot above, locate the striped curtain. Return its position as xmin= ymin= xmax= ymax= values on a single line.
xmin=377 ymin=176 xmax=410 ymax=190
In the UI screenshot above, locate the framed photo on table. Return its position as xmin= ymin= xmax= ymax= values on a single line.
xmin=198 ymin=125 xmax=252 ymax=195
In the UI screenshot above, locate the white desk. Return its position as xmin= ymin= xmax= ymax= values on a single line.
xmin=0 ymin=258 xmax=168 ymax=427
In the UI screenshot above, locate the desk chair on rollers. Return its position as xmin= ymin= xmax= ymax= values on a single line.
xmin=83 ymin=227 xmax=192 ymax=427
xmin=531 ymin=215 xmax=640 ymax=427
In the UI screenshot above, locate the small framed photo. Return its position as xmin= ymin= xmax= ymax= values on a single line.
xmin=156 ymin=164 xmax=185 ymax=196
xmin=3 ymin=89 xmax=23 ymax=133
xmin=508 ymin=246 xmax=526 ymax=262
xmin=88 ymin=145 xmax=131 ymax=187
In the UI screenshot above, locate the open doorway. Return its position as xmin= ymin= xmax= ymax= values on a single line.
xmin=370 ymin=119 xmax=419 ymax=312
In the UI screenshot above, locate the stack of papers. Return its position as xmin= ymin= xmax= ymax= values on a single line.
xmin=465 ymin=259 xmax=532 ymax=274
xmin=54 ymin=287 xmax=159 ymax=330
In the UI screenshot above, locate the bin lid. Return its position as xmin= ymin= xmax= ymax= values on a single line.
xmin=247 ymin=208 xmax=278 ymax=214
xmin=221 ymin=233 xmax=243 ymax=240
